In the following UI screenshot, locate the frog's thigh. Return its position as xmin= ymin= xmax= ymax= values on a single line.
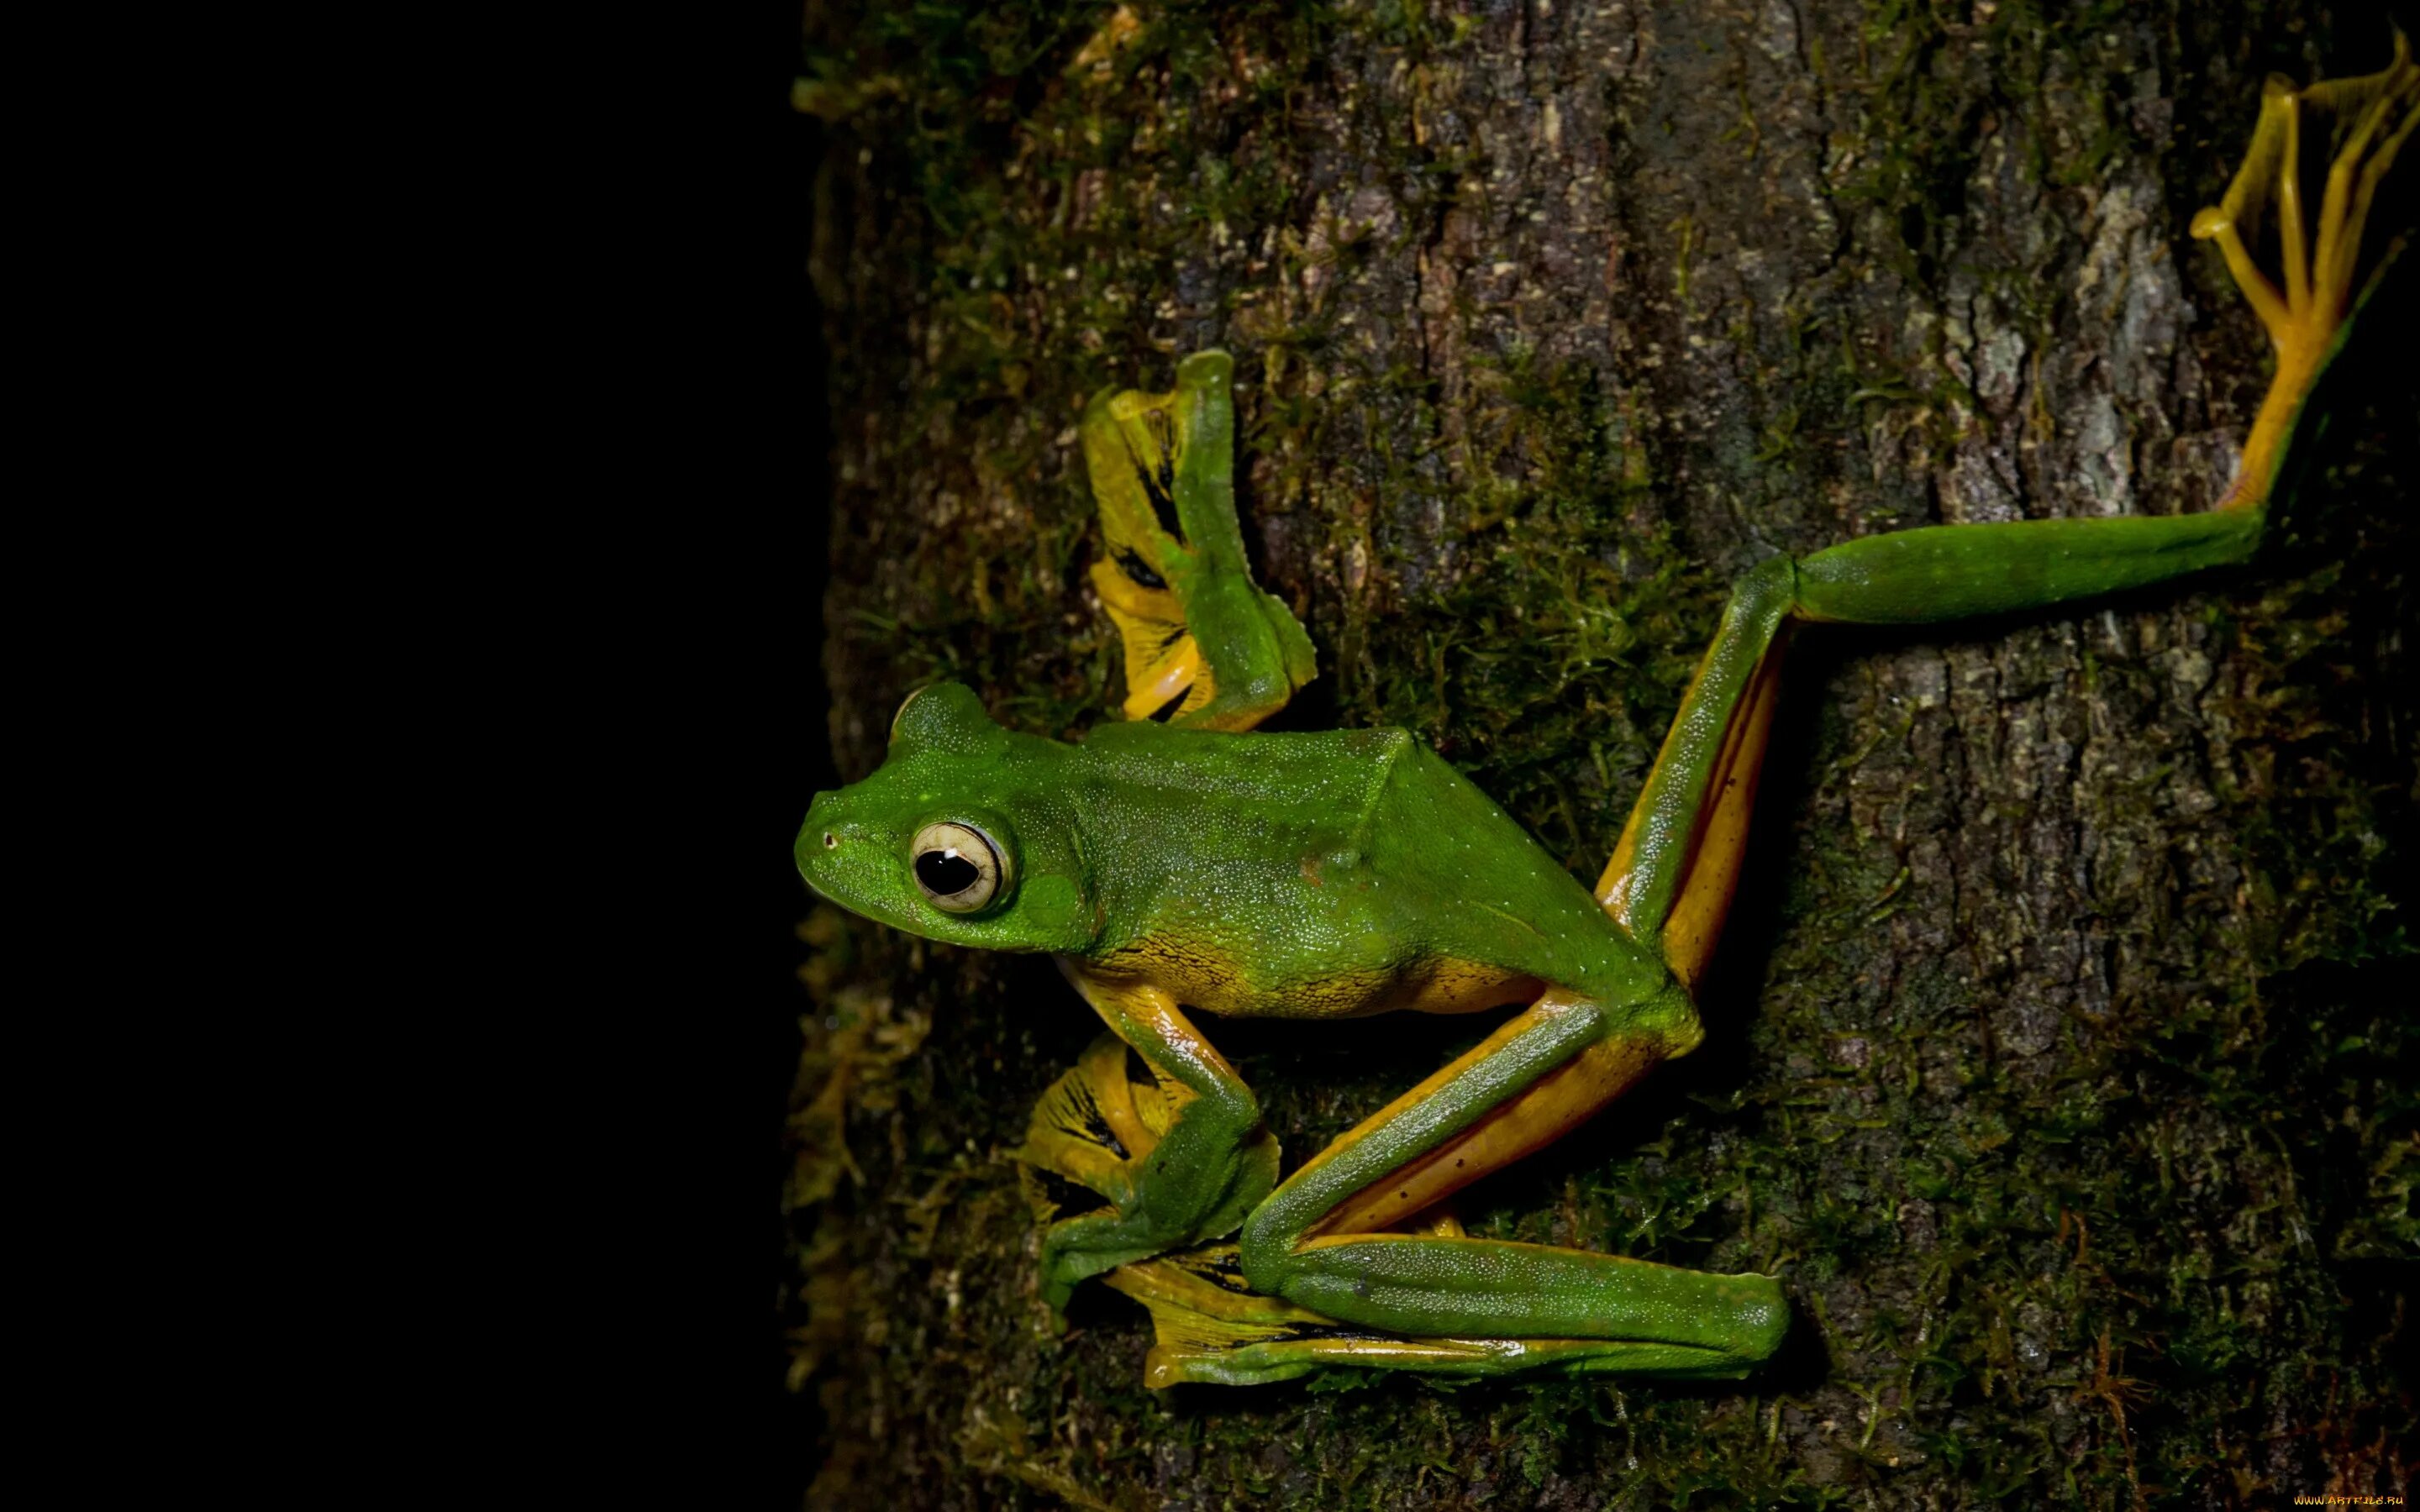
xmin=1293 ymin=994 xmax=1666 ymax=1239
xmin=1236 ymin=991 xmax=1785 ymax=1363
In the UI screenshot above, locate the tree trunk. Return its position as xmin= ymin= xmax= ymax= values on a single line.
xmin=787 ymin=2 xmax=2416 ymax=1505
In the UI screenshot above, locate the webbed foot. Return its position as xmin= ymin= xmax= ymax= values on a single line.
xmin=1020 ymin=1037 xmax=1774 ymax=1385
xmin=1015 ymin=1033 xmax=1279 ymax=1314
xmin=2191 ymin=32 xmax=2417 ymax=512
xmin=1081 ymin=351 xmax=1317 ymax=731
xmin=1016 ymin=1034 xmax=1165 ymax=1224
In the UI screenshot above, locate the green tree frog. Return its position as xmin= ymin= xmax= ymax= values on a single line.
xmin=798 ymin=46 xmax=2416 ymax=1388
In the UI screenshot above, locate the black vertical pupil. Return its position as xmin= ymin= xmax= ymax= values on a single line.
xmin=916 ymin=848 xmax=981 ymax=895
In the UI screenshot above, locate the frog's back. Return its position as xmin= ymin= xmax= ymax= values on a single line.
xmin=1069 ymin=722 xmax=1663 ymax=1017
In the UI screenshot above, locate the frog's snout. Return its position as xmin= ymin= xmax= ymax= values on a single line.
xmin=797 ymin=791 xmax=846 ymax=881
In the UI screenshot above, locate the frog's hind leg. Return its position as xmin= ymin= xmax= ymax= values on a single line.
xmin=1597 ymin=40 xmax=2416 ymax=987
xmin=1602 ymin=522 xmax=2271 ymax=984
xmin=1030 ymin=1071 xmax=1670 ymax=1390
xmin=1100 ymin=1240 xmax=1755 ymax=1387
xmin=1231 ymin=988 xmax=1792 ymax=1378
xmin=1022 ymin=994 xmax=1786 ymax=1378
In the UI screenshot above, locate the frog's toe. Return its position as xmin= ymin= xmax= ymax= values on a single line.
xmin=1088 ymin=561 xmax=1216 ymax=722
xmin=2186 ymin=37 xmax=2416 ymax=516
xmin=1015 ymin=1033 xmax=1170 ymax=1226
xmin=1121 ymin=633 xmax=1212 ymax=722
xmin=2191 ymin=34 xmax=2418 ymax=344
xmin=1038 ymin=1208 xmax=1189 ymax=1313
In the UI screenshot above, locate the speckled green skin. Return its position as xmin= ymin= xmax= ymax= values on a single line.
xmin=798 ymin=683 xmax=1674 ymax=1016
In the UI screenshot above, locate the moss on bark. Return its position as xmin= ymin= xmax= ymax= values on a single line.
xmin=787 ymin=2 xmax=2416 ymax=1504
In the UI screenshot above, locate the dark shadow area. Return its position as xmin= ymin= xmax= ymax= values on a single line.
xmin=584 ymin=19 xmax=832 ymax=1494
xmin=766 ymin=104 xmax=832 ymax=1512
xmin=671 ymin=8 xmax=831 ymax=1503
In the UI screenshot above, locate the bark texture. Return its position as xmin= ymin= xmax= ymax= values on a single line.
xmin=787 ymin=2 xmax=2416 ymax=1505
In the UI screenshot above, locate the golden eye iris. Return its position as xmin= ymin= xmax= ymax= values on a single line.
xmin=908 ymin=822 xmax=1005 ymax=913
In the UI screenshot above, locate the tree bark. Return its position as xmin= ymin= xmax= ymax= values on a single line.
xmin=788 ymin=2 xmax=2416 ymax=1505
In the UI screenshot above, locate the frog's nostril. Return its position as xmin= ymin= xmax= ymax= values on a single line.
xmin=823 ymin=832 xmax=839 ymax=849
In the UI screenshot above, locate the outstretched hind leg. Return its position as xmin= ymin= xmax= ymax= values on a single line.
xmin=1597 ymin=40 xmax=2417 ymax=980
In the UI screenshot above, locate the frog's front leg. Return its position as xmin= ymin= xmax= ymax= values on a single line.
xmin=1234 ymin=987 xmax=1789 ymax=1378
xmin=1033 ymin=964 xmax=1280 ymax=1310
xmin=1082 ymin=350 xmax=1317 ymax=732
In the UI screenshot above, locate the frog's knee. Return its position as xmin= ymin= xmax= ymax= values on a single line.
xmin=1731 ymin=555 xmax=1798 ymax=616
xmin=1724 ymin=1273 xmax=1791 ymax=1366
xmin=1236 ymin=1207 xmax=1295 ymax=1294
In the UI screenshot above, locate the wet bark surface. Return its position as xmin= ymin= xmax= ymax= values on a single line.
xmin=786 ymin=2 xmax=2416 ymax=1505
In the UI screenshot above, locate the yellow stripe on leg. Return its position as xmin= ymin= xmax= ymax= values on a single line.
xmin=1658 ymin=638 xmax=1787 ymax=990
xmin=1297 ymin=995 xmax=1671 ymax=1241
xmin=1596 ymin=627 xmax=1789 ymax=987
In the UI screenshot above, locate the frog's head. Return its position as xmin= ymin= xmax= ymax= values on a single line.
xmin=796 ymin=683 xmax=1097 ymax=953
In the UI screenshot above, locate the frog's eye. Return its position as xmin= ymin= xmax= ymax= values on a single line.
xmin=908 ymin=821 xmax=1007 ymax=913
